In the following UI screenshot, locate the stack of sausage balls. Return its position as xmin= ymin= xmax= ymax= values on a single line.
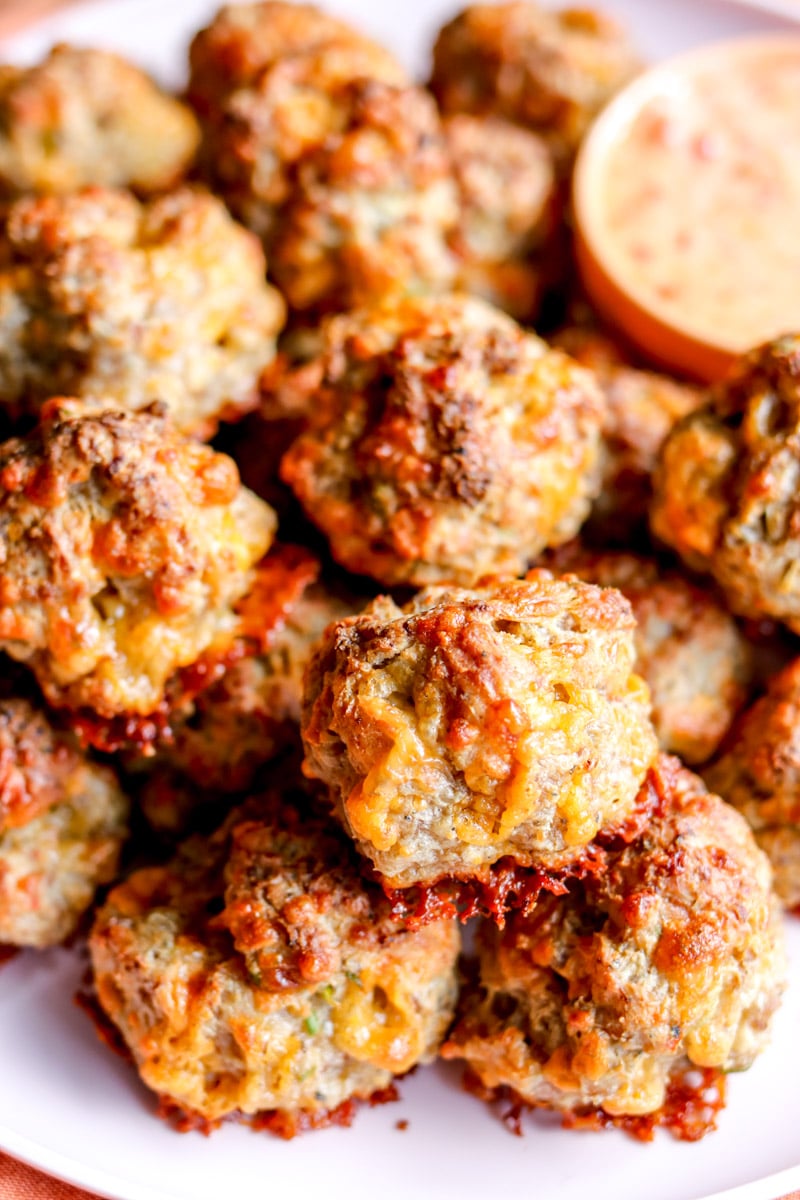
xmin=0 ymin=0 xmax=793 ymax=1146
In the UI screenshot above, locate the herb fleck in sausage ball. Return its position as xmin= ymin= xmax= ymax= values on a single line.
xmin=0 ymin=401 xmax=276 ymax=722
xmin=90 ymin=791 xmax=460 ymax=1127
xmin=0 ymin=187 xmax=285 ymax=437
xmin=651 ymin=336 xmax=800 ymax=632
xmin=0 ymin=45 xmax=199 ymax=197
xmin=443 ymin=113 xmax=559 ymax=321
xmin=442 ymin=755 xmax=785 ymax=1123
xmin=547 ymin=547 xmax=753 ymax=765
xmin=429 ymin=2 xmax=640 ymax=164
xmin=0 ymin=693 xmax=129 ymax=947
xmin=553 ymin=324 xmax=702 ymax=540
xmin=280 ymin=295 xmax=605 ymax=586
xmin=706 ymin=658 xmax=800 ymax=911
xmin=191 ymin=38 xmax=406 ymax=245
xmin=301 ymin=574 xmax=658 ymax=889
xmin=269 ymin=81 xmax=458 ymax=313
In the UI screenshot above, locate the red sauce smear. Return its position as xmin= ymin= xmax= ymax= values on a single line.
xmin=463 ymin=1064 xmax=726 ymax=1143
xmin=0 ymin=944 xmax=18 ymax=967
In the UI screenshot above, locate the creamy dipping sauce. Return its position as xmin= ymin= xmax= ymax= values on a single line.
xmin=597 ymin=41 xmax=800 ymax=352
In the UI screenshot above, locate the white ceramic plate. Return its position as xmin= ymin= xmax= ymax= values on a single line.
xmin=2 ymin=2 xmax=800 ymax=1199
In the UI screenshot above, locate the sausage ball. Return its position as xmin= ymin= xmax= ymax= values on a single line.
xmin=0 ymin=693 xmax=129 ymax=947
xmin=651 ymin=336 xmax=800 ymax=632
xmin=0 ymin=186 xmax=285 ymax=437
xmin=430 ymin=3 xmax=640 ymax=164
xmin=441 ymin=755 xmax=786 ymax=1123
xmin=191 ymin=37 xmax=406 ymax=245
xmin=280 ymin=295 xmax=605 ymax=586
xmin=0 ymin=45 xmax=199 ymax=198
xmin=0 ymin=401 xmax=276 ymax=722
xmin=302 ymin=574 xmax=658 ymax=890
xmin=136 ymin=546 xmax=356 ymax=807
xmin=706 ymin=658 xmax=800 ymax=910
xmin=187 ymin=1 xmax=382 ymax=113
xmin=269 ymin=81 xmax=458 ymax=313
xmin=443 ymin=113 xmax=559 ymax=321
xmin=90 ymin=790 xmax=460 ymax=1126
xmin=547 ymin=547 xmax=753 ymax=765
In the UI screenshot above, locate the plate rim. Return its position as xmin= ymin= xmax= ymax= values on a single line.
xmin=1 ymin=1 xmax=799 ymax=1199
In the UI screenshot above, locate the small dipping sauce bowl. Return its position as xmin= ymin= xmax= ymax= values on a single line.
xmin=574 ymin=33 xmax=800 ymax=382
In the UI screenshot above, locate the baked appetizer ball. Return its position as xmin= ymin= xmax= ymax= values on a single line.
xmin=706 ymin=658 xmax=800 ymax=910
xmin=269 ymin=80 xmax=458 ymax=313
xmin=0 ymin=186 xmax=285 ymax=437
xmin=0 ymin=401 xmax=275 ymax=722
xmin=138 ymin=546 xmax=355 ymax=804
xmin=302 ymin=574 xmax=658 ymax=889
xmin=429 ymin=2 xmax=640 ymax=163
xmin=191 ymin=37 xmax=406 ymax=245
xmin=188 ymin=1 xmax=384 ymax=113
xmin=651 ymin=336 xmax=800 ymax=632
xmin=548 ymin=548 xmax=753 ymax=765
xmin=0 ymin=692 xmax=129 ymax=947
xmin=443 ymin=113 xmax=558 ymax=321
xmin=442 ymin=755 xmax=786 ymax=1123
xmin=280 ymin=295 xmax=605 ymax=586
xmin=0 ymin=45 xmax=199 ymax=197
xmin=553 ymin=324 xmax=702 ymax=539
xmin=90 ymin=790 xmax=460 ymax=1126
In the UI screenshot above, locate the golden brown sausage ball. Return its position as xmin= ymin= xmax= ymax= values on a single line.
xmin=302 ymin=574 xmax=658 ymax=889
xmin=0 ymin=401 xmax=275 ymax=723
xmin=547 ymin=547 xmax=753 ymax=765
xmin=0 ymin=693 xmax=128 ymax=947
xmin=443 ymin=113 xmax=559 ymax=321
xmin=651 ymin=337 xmax=800 ymax=632
xmin=553 ymin=324 xmax=702 ymax=540
xmin=188 ymin=2 xmax=376 ymax=113
xmin=269 ymin=81 xmax=458 ymax=313
xmin=90 ymin=790 xmax=460 ymax=1126
xmin=706 ymin=658 xmax=800 ymax=910
xmin=280 ymin=295 xmax=605 ymax=586
xmin=138 ymin=546 xmax=355 ymax=799
xmin=0 ymin=186 xmax=285 ymax=437
xmin=441 ymin=755 xmax=785 ymax=1123
xmin=0 ymin=46 xmax=199 ymax=198
xmin=191 ymin=39 xmax=406 ymax=245
xmin=429 ymin=3 xmax=640 ymax=163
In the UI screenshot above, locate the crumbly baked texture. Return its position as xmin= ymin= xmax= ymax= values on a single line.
xmin=188 ymin=1 xmax=378 ymax=112
xmin=706 ymin=658 xmax=800 ymax=910
xmin=0 ymin=693 xmax=129 ymax=947
xmin=429 ymin=2 xmax=640 ymax=163
xmin=553 ymin=324 xmax=702 ymax=539
xmin=443 ymin=113 xmax=558 ymax=321
xmin=90 ymin=790 xmax=460 ymax=1123
xmin=280 ymin=294 xmax=605 ymax=586
xmin=547 ymin=547 xmax=753 ymax=765
xmin=0 ymin=401 xmax=275 ymax=720
xmin=137 ymin=546 xmax=355 ymax=798
xmin=301 ymin=574 xmax=658 ymax=888
xmin=0 ymin=45 xmax=199 ymax=197
xmin=441 ymin=755 xmax=786 ymax=1119
xmin=269 ymin=80 xmax=458 ymax=312
xmin=191 ymin=37 xmax=406 ymax=245
xmin=0 ymin=186 xmax=285 ymax=437
xmin=651 ymin=336 xmax=800 ymax=632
